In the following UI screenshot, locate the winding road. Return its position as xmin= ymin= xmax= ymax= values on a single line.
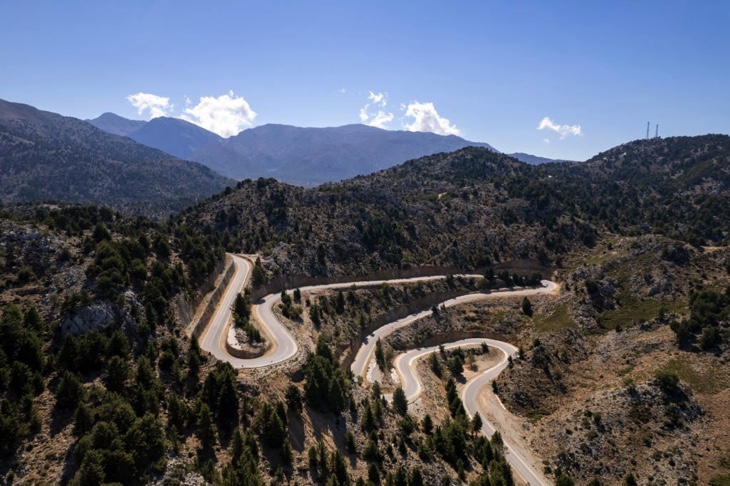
xmin=388 ymin=338 xmax=549 ymax=485
xmin=198 ymin=253 xmax=555 ymax=484
xmin=199 ymin=255 xmax=300 ymax=368
xmin=350 ymin=280 xmax=557 ymax=379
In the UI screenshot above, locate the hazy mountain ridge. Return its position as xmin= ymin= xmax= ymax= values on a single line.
xmin=0 ymin=99 xmax=233 ymax=216
xmin=189 ymin=123 xmax=499 ymax=185
xmin=88 ymin=112 xmax=574 ymax=185
xmin=85 ymin=112 xmax=146 ymax=136
xmin=127 ymin=117 xmax=223 ymax=160
xmin=507 ymin=152 xmax=577 ymax=165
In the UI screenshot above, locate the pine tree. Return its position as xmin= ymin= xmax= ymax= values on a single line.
xmin=521 ymin=296 xmax=533 ymax=316
xmin=196 ymin=403 xmax=217 ymax=450
xmin=392 ymin=387 xmax=408 ymax=416
xmin=471 ymin=412 xmax=483 ymax=435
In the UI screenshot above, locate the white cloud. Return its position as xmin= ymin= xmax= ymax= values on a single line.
xmin=359 ymin=91 xmax=394 ymax=129
xmin=180 ymin=91 xmax=256 ymax=137
xmin=368 ymin=91 xmax=386 ymax=105
xmin=402 ymin=101 xmax=460 ymax=136
xmin=543 ymin=138 xmax=551 ymax=144
xmin=338 ymin=88 xmax=347 ymax=94
xmin=127 ymin=92 xmax=173 ymax=119
xmin=537 ymin=116 xmax=582 ymax=139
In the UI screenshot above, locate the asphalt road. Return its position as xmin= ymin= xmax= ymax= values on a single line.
xmin=198 ymin=254 xmax=553 ymax=483
xmin=199 ymin=254 xmax=300 ymax=368
xmin=350 ymin=280 xmax=557 ymax=378
xmin=354 ymin=282 xmax=557 ymax=486
xmin=461 ymin=347 xmax=550 ymax=485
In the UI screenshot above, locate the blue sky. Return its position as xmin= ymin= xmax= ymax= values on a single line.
xmin=1 ymin=1 xmax=728 ymax=160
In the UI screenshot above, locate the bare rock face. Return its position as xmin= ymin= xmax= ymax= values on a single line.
xmin=61 ymin=303 xmax=115 ymax=335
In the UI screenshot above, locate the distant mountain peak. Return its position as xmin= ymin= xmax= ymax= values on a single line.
xmin=87 ymin=112 xmax=146 ymax=137
xmin=507 ymin=152 xmax=577 ymax=165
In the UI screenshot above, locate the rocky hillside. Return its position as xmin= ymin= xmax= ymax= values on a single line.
xmin=489 ymin=235 xmax=730 ymax=484
xmin=0 ymin=99 xmax=233 ymax=216
xmin=0 ymin=203 xmax=522 ymax=485
xmin=178 ymin=135 xmax=730 ymax=280
xmin=179 ymin=148 xmax=594 ymax=277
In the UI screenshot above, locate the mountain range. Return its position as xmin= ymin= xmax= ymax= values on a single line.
xmin=0 ymin=99 xmax=232 ymax=215
xmin=88 ymin=113 xmax=570 ymax=186
xmin=2 ymin=98 xmax=730 ymax=486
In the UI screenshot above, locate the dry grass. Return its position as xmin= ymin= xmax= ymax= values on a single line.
xmin=533 ymin=304 xmax=574 ymax=333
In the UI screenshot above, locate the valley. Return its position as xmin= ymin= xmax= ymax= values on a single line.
xmin=3 ymin=3 xmax=728 ymax=485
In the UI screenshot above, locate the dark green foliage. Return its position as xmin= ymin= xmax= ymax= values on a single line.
xmin=392 ymin=386 xmax=408 ymax=416
xmin=104 ymin=355 xmax=129 ymax=393
xmin=107 ymin=330 xmax=130 ymax=359
xmin=555 ymin=473 xmax=575 ymax=486
xmin=363 ymin=438 xmax=382 ymax=464
xmin=196 ymin=403 xmax=217 ymax=450
xmin=345 ymin=429 xmax=357 ymax=454
xmin=70 ymin=409 xmax=165 ymax=484
xmin=55 ymin=371 xmax=85 ymax=410
xmin=430 ymin=417 xmax=469 ymax=468
xmin=445 ymin=378 xmax=466 ymax=418
xmin=131 ymin=356 xmax=161 ymax=416
xmin=201 ymin=361 xmax=239 ymax=425
xmin=304 ymin=337 xmax=350 ymax=413
xmin=188 ymin=335 xmax=202 ymax=377
xmin=488 ymin=458 xmax=515 ymax=486
xmin=448 ymin=355 xmax=464 ymax=376
xmin=375 ymin=338 xmax=386 ymax=371
xmin=73 ymin=403 xmax=94 ymax=437
xmin=522 ymin=296 xmax=533 ymax=316
xmin=429 ymin=352 xmax=442 ymax=377
xmin=655 ymin=370 xmax=681 ymax=395
xmin=398 ymin=414 xmax=417 ymax=437
xmin=422 ymin=414 xmax=434 ymax=435
xmin=361 ymin=400 xmax=377 ymax=432
xmin=471 ymin=412 xmax=483 ymax=434
xmin=256 ymin=401 xmax=288 ymax=448
xmin=124 ymin=413 xmax=166 ymax=471
xmin=330 ymin=449 xmax=350 ymax=485
xmin=0 ymin=304 xmax=45 ymax=372
xmin=285 ymin=384 xmax=302 ymax=414
xmin=251 ymin=257 xmax=267 ymax=286
xmin=410 ymin=467 xmax=424 ymax=486
xmin=671 ymin=287 xmax=728 ymax=351
xmin=0 ymin=399 xmax=26 ymax=457
xmin=233 ymin=290 xmax=263 ymax=342
xmin=76 ymin=449 xmax=106 ymax=486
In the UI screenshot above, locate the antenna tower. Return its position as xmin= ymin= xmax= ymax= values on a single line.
xmin=646 ymin=121 xmax=650 ymax=139
xmin=655 ymin=124 xmax=659 ymax=139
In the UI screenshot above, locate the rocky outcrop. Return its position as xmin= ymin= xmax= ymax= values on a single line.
xmin=61 ymin=303 xmax=115 ymax=334
xmin=225 ymin=326 xmax=269 ymax=359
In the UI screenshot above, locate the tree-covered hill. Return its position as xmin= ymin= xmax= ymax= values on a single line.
xmin=180 ymin=135 xmax=730 ymax=277
xmin=0 ymin=99 xmax=233 ymax=217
